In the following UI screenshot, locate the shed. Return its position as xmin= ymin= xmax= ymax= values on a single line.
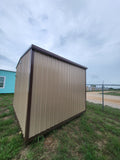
xmin=13 ymin=44 xmax=87 ymax=141
xmin=0 ymin=69 xmax=16 ymax=93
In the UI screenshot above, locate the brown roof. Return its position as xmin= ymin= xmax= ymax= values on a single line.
xmin=17 ymin=44 xmax=88 ymax=70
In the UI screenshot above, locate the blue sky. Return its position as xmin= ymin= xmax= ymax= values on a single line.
xmin=0 ymin=0 xmax=120 ymax=83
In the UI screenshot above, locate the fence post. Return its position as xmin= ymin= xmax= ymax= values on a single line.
xmin=102 ymin=83 xmax=104 ymax=110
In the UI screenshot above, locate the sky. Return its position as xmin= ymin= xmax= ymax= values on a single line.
xmin=0 ymin=0 xmax=120 ymax=84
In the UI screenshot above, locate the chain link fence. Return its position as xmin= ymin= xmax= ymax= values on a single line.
xmin=86 ymin=84 xmax=120 ymax=110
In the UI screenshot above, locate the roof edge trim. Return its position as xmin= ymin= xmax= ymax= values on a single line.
xmin=16 ymin=44 xmax=88 ymax=70
xmin=0 ymin=69 xmax=16 ymax=73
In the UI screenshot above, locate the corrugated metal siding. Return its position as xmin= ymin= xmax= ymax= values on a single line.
xmin=13 ymin=51 xmax=31 ymax=137
xmin=29 ymin=51 xmax=85 ymax=138
xmin=0 ymin=71 xmax=16 ymax=93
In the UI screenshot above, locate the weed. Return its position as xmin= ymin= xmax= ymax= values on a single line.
xmin=0 ymin=94 xmax=120 ymax=160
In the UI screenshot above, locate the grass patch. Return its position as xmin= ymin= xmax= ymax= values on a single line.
xmin=103 ymin=91 xmax=120 ymax=96
xmin=0 ymin=94 xmax=120 ymax=160
xmin=105 ymin=136 xmax=120 ymax=159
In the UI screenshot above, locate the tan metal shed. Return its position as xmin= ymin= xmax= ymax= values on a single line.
xmin=13 ymin=44 xmax=87 ymax=141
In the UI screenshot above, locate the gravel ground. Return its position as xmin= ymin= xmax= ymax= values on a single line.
xmin=87 ymin=91 xmax=120 ymax=109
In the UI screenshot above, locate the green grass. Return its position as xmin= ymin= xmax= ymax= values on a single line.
xmin=0 ymin=94 xmax=120 ymax=160
xmin=103 ymin=91 xmax=120 ymax=96
xmin=87 ymin=89 xmax=120 ymax=96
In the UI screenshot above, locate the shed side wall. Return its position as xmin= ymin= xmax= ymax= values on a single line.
xmin=29 ymin=51 xmax=86 ymax=138
xmin=13 ymin=51 xmax=31 ymax=137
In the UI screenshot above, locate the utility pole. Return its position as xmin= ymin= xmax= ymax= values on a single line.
xmin=102 ymin=82 xmax=104 ymax=111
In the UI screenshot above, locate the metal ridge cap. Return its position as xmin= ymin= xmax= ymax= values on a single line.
xmin=31 ymin=44 xmax=88 ymax=70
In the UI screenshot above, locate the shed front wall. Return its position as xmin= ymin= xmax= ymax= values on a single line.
xmin=13 ymin=50 xmax=31 ymax=137
xmin=29 ymin=51 xmax=86 ymax=138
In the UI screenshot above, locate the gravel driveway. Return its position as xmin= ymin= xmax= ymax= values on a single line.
xmin=87 ymin=91 xmax=120 ymax=109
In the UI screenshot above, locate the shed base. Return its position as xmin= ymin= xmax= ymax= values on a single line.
xmin=26 ymin=109 xmax=86 ymax=143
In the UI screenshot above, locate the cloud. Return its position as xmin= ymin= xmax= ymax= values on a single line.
xmin=0 ymin=54 xmax=16 ymax=65
xmin=0 ymin=54 xmax=16 ymax=71
xmin=0 ymin=0 xmax=120 ymax=83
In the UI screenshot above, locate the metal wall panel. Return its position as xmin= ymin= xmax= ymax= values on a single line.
xmin=29 ymin=51 xmax=86 ymax=138
xmin=13 ymin=51 xmax=31 ymax=137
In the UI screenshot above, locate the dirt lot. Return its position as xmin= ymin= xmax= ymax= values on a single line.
xmin=87 ymin=91 xmax=120 ymax=109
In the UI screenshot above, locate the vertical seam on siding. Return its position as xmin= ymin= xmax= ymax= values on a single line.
xmin=25 ymin=49 xmax=34 ymax=141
